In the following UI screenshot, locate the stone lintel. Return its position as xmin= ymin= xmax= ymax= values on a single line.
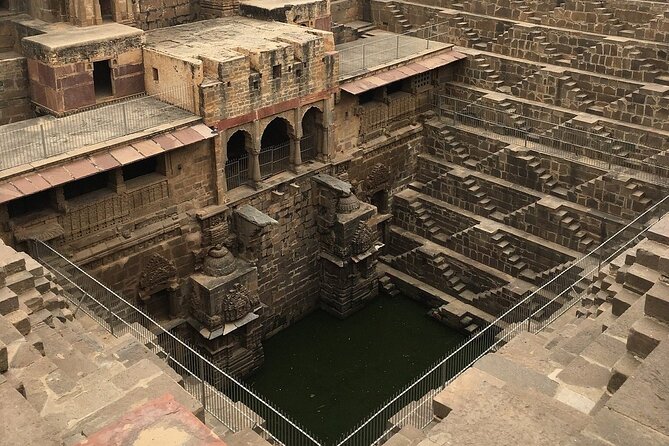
xmin=312 ymin=173 xmax=352 ymax=196
xmin=319 ymin=251 xmax=345 ymax=267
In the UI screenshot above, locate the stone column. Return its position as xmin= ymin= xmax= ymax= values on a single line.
xmin=292 ymin=106 xmax=303 ymax=171
xmin=322 ymin=96 xmax=335 ymax=160
xmin=251 ymin=120 xmax=262 ymax=188
xmin=213 ymin=132 xmax=227 ymax=202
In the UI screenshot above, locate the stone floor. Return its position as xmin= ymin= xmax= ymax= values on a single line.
xmin=0 ymin=96 xmax=197 ymax=172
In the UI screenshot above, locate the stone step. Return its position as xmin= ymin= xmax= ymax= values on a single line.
xmin=34 ymin=324 xmax=99 ymax=380
xmin=0 ymin=288 xmax=19 ymax=316
xmin=473 ymin=353 xmax=558 ymax=398
xmin=433 ymin=367 xmax=591 ymax=443
xmin=224 ymin=428 xmax=272 ymax=446
xmin=604 ymin=339 xmax=669 ymax=442
xmin=555 ymin=355 xmax=611 ymax=414
xmin=64 ymin=359 xmax=203 ymax=440
xmin=626 ymin=316 xmax=669 ymax=359
xmin=0 ymin=382 xmax=60 ymax=446
xmin=106 ymin=333 xmax=184 ymax=385
xmin=5 ymin=271 xmax=35 ymax=295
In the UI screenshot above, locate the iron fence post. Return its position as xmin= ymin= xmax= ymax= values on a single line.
xmin=122 ymin=103 xmax=129 ymax=135
xmin=40 ymin=124 xmax=48 ymax=157
xmin=199 ymin=356 xmax=207 ymax=412
xmin=362 ymin=44 xmax=365 ymax=69
xmin=108 ymin=306 xmax=115 ymax=336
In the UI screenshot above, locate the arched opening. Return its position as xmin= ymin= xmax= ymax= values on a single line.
xmin=301 ymin=107 xmax=324 ymax=162
xmin=225 ymin=130 xmax=251 ymax=189
xmin=260 ymin=118 xmax=292 ymax=178
xmin=371 ymin=189 xmax=389 ymax=214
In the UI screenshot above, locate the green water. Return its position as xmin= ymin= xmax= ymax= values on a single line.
xmin=248 ymin=295 xmax=466 ymax=443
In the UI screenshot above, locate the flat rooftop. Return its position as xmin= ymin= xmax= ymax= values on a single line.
xmin=22 ymin=22 xmax=143 ymax=53
xmin=336 ymin=32 xmax=450 ymax=79
xmin=0 ymin=96 xmax=198 ymax=174
xmin=240 ymin=0 xmax=324 ymax=9
xmin=145 ymin=17 xmax=324 ymax=64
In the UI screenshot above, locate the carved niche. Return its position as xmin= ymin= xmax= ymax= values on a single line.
xmin=138 ymin=253 xmax=178 ymax=300
xmin=351 ymin=222 xmax=375 ymax=255
xmin=365 ymin=163 xmax=391 ymax=194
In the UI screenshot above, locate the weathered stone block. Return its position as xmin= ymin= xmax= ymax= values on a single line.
xmin=627 ymin=316 xmax=669 ymax=358
xmin=645 ymin=279 xmax=669 ymax=324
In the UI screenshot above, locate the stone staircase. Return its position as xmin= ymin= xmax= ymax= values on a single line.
xmin=495 ymin=100 xmax=531 ymax=133
xmin=490 ymin=231 xmax=534 ymax=279
xmin=473 ymin=56 xmax=507 ymax=92
xmin=408 ymin=200 xmax=447 ymax=243
xmin=0 ymin=242 xmax=220 ymax=445
xmin=391 ymin=246 xmax=469 ymax=297
xmin=420 ymin=219 xmax=669 ymax=446
xmin=453 ymin=15 xmax=489 ymax=50
xmin=462 ymin=177 xmax=505 ymax=221
xmin=554 ymin=209 xmax=597 ymax=252
xmin=385 ymin=2 xmax=414 ymax=34
xmin=523 ymin=154 xmax=570 ymax=198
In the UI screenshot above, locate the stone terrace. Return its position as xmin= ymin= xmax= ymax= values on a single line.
xmin=383 ymin=212 xmax=669 ymax=445
xmin=0 ymin=239 xmax=272 ymax=446
xmin=336 ymin=32 xmax=449 ymax=79
xmin=409 ymin=213 xmax=669 ymax=446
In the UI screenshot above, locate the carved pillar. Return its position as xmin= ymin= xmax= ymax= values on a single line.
xmin=216 ymin=131 xmax=228 ymax=199
xmin=312 ymin=174 xmax=382 ymax=318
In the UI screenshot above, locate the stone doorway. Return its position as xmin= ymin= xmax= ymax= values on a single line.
xmin=225 ymin=130 xmax=251 ymax=190
xmin=99 ymin=0 xmax=113 ymax=20
xmin=142 ymin=289 xmax=171 ymax=321
xmin=93 ymin=60 xmax=113 ymax=99
xmin=371 ymin=189 xmax=389 ymax=214
xmin=301 ymin=107 xmax=324 ymax=161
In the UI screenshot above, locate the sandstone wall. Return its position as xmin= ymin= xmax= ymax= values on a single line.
xmin=0 ymin=57 xmax=32 ymax=125
xmin=331 ymin=0 xmax=363 ymax=23
xmin=134 ymin=0 xmax=198 ymax=30
xmin=199 ymin=35 xmax=338 ymax=125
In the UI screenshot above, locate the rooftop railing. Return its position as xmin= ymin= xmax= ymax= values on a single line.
xmin=0 ymin=85 xmax=196 ymax=172
xmin=337 ymin=22 xmax=450 ymax=78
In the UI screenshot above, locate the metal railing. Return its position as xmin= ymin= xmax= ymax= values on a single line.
xmin=0 ymin=85 xmax=195 ymax=171
xmin=337 ymin=22 xmax=451 ymax=78
xmin=225 ymin=156 xmax=250 ymax=190
xmin=435 ymin=94 xmax=669 ymax=184
xmin=259 ymin=141 xmax=292 ymax=179
xmin=301 ymin=134 xmax=317 ymax=162
xmin=28 ymin=239 xmax=323 ymax=446
xmin=334 ymin=195 xmax=669 ymax=446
